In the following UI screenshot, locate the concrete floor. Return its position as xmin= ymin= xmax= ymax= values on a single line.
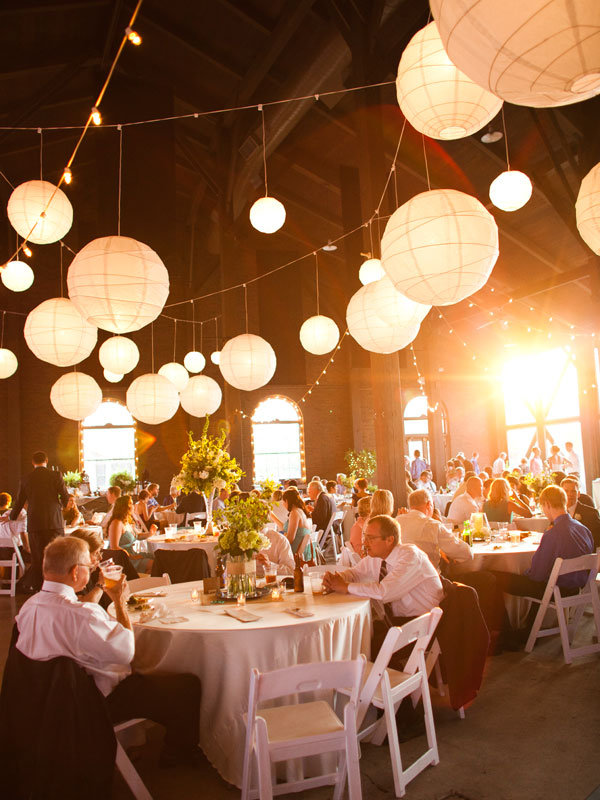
xmin=1 ymin=594 xmax=599 ymax=800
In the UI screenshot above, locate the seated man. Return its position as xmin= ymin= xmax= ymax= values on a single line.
xmin=447 ymin=476 xmax=483 ymax=526
xmin=257 ymin=528 xmax=295 ymax=576
xmin=175 ymin=491 xmax=206 ymax=516
xmin=100 ymin=485 xmax=121 ymax=534
xmin=15 ymin=537 xmax=202 ymax=767
xmin=212 ymin=487 xmax=230 ymax=511
xmin=417 ymin=470 xmax=436 ymax=494
xmin=308 ymin=480 xmax=336 ymax=533
xmin=561 ymin=477 xmax=600 ymax=548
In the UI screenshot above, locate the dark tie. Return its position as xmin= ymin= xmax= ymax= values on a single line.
xmin=378 ymin=560 xmax=394 ymax=627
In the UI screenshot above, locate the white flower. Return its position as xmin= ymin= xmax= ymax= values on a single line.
xmin=199 ymin=470 xmax=209 ymax=479
xmin=214 ymin=479 xmax=226 ymax=490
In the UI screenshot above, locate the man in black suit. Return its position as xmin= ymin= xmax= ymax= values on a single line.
xmin=561 ymin=477 xmax=600 ymax=548
xmin=10 ymin=450 xmax=69 ymax=591
xmin=307 ymin=480 xmax=337 ymax=533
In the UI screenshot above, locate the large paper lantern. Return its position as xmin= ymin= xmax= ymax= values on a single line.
xmin=219 ymin=333 xmax=276 ymax=391
xmin=1 ymin=260 xmax=34 ymax=292
xmin=7 ymin=180 xmax=73 ymax=244
xmin=431 ymin=0 xmax=600 ymax=108
xmin=489 ymin=170 xmax=533 ymax=211
xmin=359 ymin=258 xmax=385 ymax=285
xmin=576 ymin=161 xmax=600 ymax=255
xmin=103 ymin=369 xmax=123 ymax=383
xmin=0 ymin=348 xmax=18 ymax=379
xmin=158 ymin=362 xmax=189 ymax=392
xmin=299 ymin=315 xmax=340 ymax=355
xmin=126 ymin=373 xmax=180 ymax=425
xmin=396 ymin=22 xmax=502 ymax=140
xmin=98 ymin=335 xmax=139 ymax=374
xmin=67 ymin=235 xmax=170 ymax=333
xmin=183 ymin=350 xmax=205 ymax=373
xmin=50 ymin=372 xmax=102 ymax=420
xmin=24 ymin=297 xmax=98 ymax=367
xmin=381 ymin=189 xmax=499 ymax=306
xmin=249 ymin=196 xmax=286 ymax=234
xmin=180 ymin=375 xmax=222 ymax=417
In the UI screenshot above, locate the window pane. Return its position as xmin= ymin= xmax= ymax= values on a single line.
xmin=252 ymin=397 xmax=299 ymax=422
xmin=82 ymin=400 xmax=134 ymax=427
xmin=253 ymin=423 xmax=300 ymax=455
xmin=254 ymin=453 xmax=301 ymax=482
xmin=83 ymin=428 xmax=135 ymax=461
xmin=545 ymin=360 xmax=579 ymax=420
xmin=404 ymin=419 xmax=428 ymax=435
xmin=506 ymin=426 xmax=537 ymax=467
xmin=404 ymin=396 xmax=428 ymax=419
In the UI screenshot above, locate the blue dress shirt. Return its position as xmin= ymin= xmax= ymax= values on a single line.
xmin=411 ymin=458 xmax=428 ymax=482
xmin=526 ymin=513 xmax=594 ymax=588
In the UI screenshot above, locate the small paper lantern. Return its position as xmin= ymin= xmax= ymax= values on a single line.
xmin=98 ymin=335 xmax=139 ymax=374
xmin=126 ymin=373 xmax=180 ymax=425
xmin=24 ymin=297 xmax=98 ymax=367
xmin=489 ymin=170 xmax=533 ymax=212
xmin=7 ymin=180 xmax=73 ymax=244
xmin=50 ymin=372 xmax=102 ymax=420
xmin=180 ymin=375 xmax=222 ymax=417
xmin=431 ymin=0 xmax=600 ymax=107
xmin=158 ymin=362 xmax=189 ymax=392
xmin=359 ymin=258 xmax=385 ymax=285
xmin=249 ymin=196 xmax=286 ymax=234
xmin=210 ymin=351 xmax=221 ymax=365
xmin=576 ymin=161 xmax=600 ymax=255
xmin=183 ymin=350 xmax=205 ymax=373
xmin=396 ymin=21 xmax=502 ymax=140
xmin=0 ymin=348 xmax=18 ymax=379
xmin=1 ymin=260 xmax=34 ymax=292
xmin=103 ymin=369 xmax=123 ymax=383
xmin=67 ymin=235 xmax=170 ymax=333
xmin=299 ymin=315 xmax=340 ymax=355
xmin=381 ymin=189 xmax=499 ymax=306
xmin=219 ymin=333 xmax=276 ymax=391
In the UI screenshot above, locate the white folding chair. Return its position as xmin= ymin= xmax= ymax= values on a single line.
xmin=339 ymin=545 xmax=361 ymax=567
xmin=241 ymin=657 xmax=366 ymax=800
xmin=318 ymin=514 xmax=341 ymax=561
xmin=0 ymin=534 xmax=26 ymax=596
xmin=128 ymin=574 xmax=171 ymax=593
xmin=524 ymin=550 xmax=600 ymax=663
xmin=337 ymin=609 xmax=443 ymax=798
xmin=114 ymin=719 xmax=153 ymax=800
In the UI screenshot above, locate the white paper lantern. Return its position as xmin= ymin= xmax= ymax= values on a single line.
xmin=359 ymin=258 xmax=385 ymax=285
xmin=396 ymin=21 xmax=502 ymax=140
xmin=50 ymin=372 xmax=102 ymax=420
xmin=103 ymin=369 xmax=123 ymax=383
xmin=1 ymin=260 xmax=34 ymax=292
xmin=219 ymin=333 xmax=276 ymax=391
xmin=180 ymin=375 xmax=222 ymax=417
xmin=24 ymin=297 xmax=98 ymax=367
xmin=576 ymin=161 xmax=600 ymax=255
xmin=67 ymin=235 xmax=170 ymax=333
xmin=183 ymin=350 xmax=205 ymax=373
xmin=249 ymin=196 xmax=286 ymax=234
xmin=126 ymin=373 xmax=180 ymax=425
xmin=7 ymin=180 xmax=73 ymax=244
xmin=299 ymin=315 xmax=340 ymax=355
xmin=489 ymin=170 xmax=533 ymax=211
xmin=210 ymin=351 xmax=221 ymax=365
xmin=99 ymin=335 xmax=139 ymax=374
xmin=381 ymin=189 xmax=499 ymax=306
xmin=431 ymin=0 xmax=600 ymax=108
xmin=158 ymin=362 xmax=189 ymax=392
xmin=0 ymin=348 xmax=18 ymax=379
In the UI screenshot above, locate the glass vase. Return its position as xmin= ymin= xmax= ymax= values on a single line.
xmin=225 ymin=554 xmax=257 ymax=598
xmin=202 ymin=489 xmax=215 ymax=535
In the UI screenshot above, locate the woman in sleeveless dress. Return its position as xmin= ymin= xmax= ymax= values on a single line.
xmin=281 ymin=488 xmax=312 ymax=561
xmin=107 ymin=495 xmax=154 ymax=575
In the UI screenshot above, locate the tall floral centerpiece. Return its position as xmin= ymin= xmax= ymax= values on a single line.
xmin=176 ymin=418 xmax=243 ymax=534
xmin=214 ymin=496 xmax=270 ymax=597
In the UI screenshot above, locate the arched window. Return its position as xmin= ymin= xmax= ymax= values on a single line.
xmin=251 ymin=396 xmax=305 ymax=482
xmin=81 ymin=400 xmax=136 ymax=491
xmin=404 ymin=395 xmax=430 ymax=464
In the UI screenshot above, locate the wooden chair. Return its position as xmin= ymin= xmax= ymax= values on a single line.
xmin=0 ymin=534 xmax=26 ymax=596
xmin=114 ymin=719 xmax=153 ymax=800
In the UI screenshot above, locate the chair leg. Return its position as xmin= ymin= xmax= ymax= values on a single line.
xmin=241 ymin=731 xmax=253 ymax=800
xmin=255 ymin=725 xmax=273 ymax=800
xmin=344 ymin=704 xmax=362 ymax=800
xmin=383 ymin=691 xmax=406 ymax=798
xmin=420 ymin=674 xmax=439 ymax=765
xmin=555 ymin=601 xmax=573 ymax=665
xmin=115 ymin=740 xmax=152 ymax=800
xmin=524 ymin=601 xmax=545 ymax=653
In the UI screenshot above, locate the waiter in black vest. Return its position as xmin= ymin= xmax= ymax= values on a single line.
xmin=10 ymin=450 xmax=69 ymax=591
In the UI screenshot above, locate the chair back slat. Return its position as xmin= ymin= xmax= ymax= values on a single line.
xmin=252 ymin=657 xmax=365 ymax=704
xmin=556 ymin=551 xmax=599 ymax=577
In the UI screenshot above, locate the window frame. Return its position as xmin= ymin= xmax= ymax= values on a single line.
xmin=251 ymin=394 xmax=306 ymax=483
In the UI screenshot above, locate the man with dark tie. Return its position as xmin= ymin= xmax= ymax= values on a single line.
xmin=10 ymin=450 xmax=69 ymax=591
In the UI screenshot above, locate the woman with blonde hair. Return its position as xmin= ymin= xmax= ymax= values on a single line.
xmin=483 ymin=478 xmax=532 ymax=523
xmin=349 ymin=496 xmax=371 ymax=555
xmin=369 ymin=489 xmax=394 ymax=519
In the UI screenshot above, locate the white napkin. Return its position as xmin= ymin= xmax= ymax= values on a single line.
xmin=138 ymin=601 xmax=189 ymax=624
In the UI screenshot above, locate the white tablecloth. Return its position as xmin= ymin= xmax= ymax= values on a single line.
xmin=460 ymin=536 xmax=541 ymax=574
xmin=121 ymin=582 xmax=371 ymax=787
xmin=433 ymin=493 xmax=453 ymax=515
xmin=154 ymin=510 xmax=185 ymax=525
xmin=64 ymin=524 xmax=104 ymax=539
xmin=0 ymin=518 xmax=26 ymax=544
xmin=513 ymin=516 xmax=548 ymax=532
xmin=146 ymin=533 xmax=218 ymax=573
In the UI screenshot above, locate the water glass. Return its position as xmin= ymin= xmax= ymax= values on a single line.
xmin=166 ymin=524 xmax=177 ymax=536
xmin=509 ymin=530 xmax=521 ymax=545
xmin=193 ymin=520 xmax=203 ymax=533
xmin=497 ymin=522 xmax=509 ymax=540
xmin=309 ymin=572 xmax=324 ymax=594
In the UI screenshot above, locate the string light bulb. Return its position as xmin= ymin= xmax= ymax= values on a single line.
xmin=125 ymin=26 xmax=142 ymax=45
xmin=91 ymin=107 xmax=102 ymax=126
xmin=63 ymin=168 xmax=72 ymax=185
xmin=22 ymin=245 xmax=32 ymax=257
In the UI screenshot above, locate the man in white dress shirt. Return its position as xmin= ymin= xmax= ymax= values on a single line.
xmin=492 ymin=452 xmax=507 ymax=477
xmin=447 ymin=477 xmax=483 ymax=526
xmin=15 ymin=537 xmax=202 ymax=766
xmin=564 ymin=441 xmax=581 ymax=475
xmin=257 ymin=528 xmax=295 ymax=575
xmin=100 ymin=485 xmax=121 ymax=534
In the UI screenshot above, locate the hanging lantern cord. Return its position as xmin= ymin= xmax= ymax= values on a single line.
xmin=173 ymin=318 xmax=177 ymax=361
xmin=1 ymin=311 xmax=5 ymax=348
xmin=244 ymin=284 xmax=249 ymax=333
xmin=259 ymin=105 xmax=268 ymax=197
xmin=314 ymin=252 xmax=320 ymax=316
xmin=191 ymin=300 xmax=196 ymax=350
xmin=117 ymin=125 xmax=123 ymax=235
xmin=151 ymin=322 xmax=155 ymax=373
xmin=59 ymin=242 xmax=64 ymax=298
xmin=200 ymin=321 xmax=203 ymax=352
xmin=501 ymin=106 xmax=510 ymax=170
xmin=421 ymin=134 xmax=431 ymax=190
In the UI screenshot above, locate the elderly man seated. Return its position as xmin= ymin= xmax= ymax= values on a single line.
xmin=15 ymin=537 xmax=202 ymax=767
xmin=257 ymin=528 xmax=295 ymax=576
xmin=447 ymin=476 xmax=483 ymax=526
xmin=417 ymin=470 xmax=436 ymax=494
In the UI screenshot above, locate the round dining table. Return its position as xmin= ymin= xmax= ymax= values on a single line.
xmin=120 ymin=582 xmax=371 ymax=787
xmin=146 ymin=531 xmax=218 ymax=573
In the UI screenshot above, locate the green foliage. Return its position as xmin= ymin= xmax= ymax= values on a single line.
xmin=214 ymin=496 xmax=271 ymax=556
xmin=521 ymin=471 xmax=553 ymax=497
xmin=345 ymin=448 xmax=377 ymax=481
xmin=63 ymin=470 xmax=82 ymax=488
xmin=176 ymin=417 xmax=243 ymax=496
xmin=258 ymin=477 xmax=279 ymax=500
xmin=109 ymin=471 xmax=136 ymax=493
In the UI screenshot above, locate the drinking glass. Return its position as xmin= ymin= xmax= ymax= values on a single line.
xmin=509 ymin=530 xmax=521 ymax=545
xmin=265 ymin=565 xmax=278 ymax=585
xmin=497 ymin=522 xmax=509 ymax=540
xmin=309 ymin=572 xmax=324 ymax=594
xmin=193 ymin=520 xmax=203 ymax=533
xmin=166 ymin=524 xmax=177 ymax=536
xmin=101 ymin=564 xmax=123 ymax=588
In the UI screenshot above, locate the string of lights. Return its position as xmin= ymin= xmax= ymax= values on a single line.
xmin=299 ymin=329 xmax=349 ymax=405
xmin=408 ymin=343 xmax=439 ymax=413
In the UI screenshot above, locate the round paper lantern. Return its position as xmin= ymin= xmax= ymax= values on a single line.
xmin=98 ymin=335 xmax=139 ymax=374
xmin=381 ymin=189 xmax=499 ymax=306
xmin=210 ymin=351 xmax=221 ymax=365
xmin=576 ymin=161 xmax=600 ymax=254
xmin=50 ymin=372 xmax=102 ymax=421
xmin=7 ymin=180 xmax=73 ymax=244
xmin=396 ymin=21 xmax=502 ymax=140
xmin=67 ymin=235 xmax=170 ymax=333
xmin=359 ymin=258 xmax=385 ymax=285
xmin=180 ymin=375 xmax=222 ymax=417
xmin=430 ymin=0 xmax=600 ymax=108
xmin=1 ymin=260 xmax=34 ymax=292
xmin=489 ymin=170 xmax=533 ymax=211
xmin=158 ymin=362 xmax=189 ymax=392
xmin=126 ymin=373 xmax=180 ymax=425
xmin=183 ymin=350 xmax=205 ymax=373
xmin=219 ymin=333 xmax=276 ymax=391
xmin=0 ymin=348 xmax=18 ymax=379
xmin=24 ymin=297 xmax=98 ymax=367
xmin=299 ymin=315 xmax=340 ymax=355
xmin=103 ymin=369 xmax=123 ymax=383
xmin=249 ymin=196 xmax=286 ymax=234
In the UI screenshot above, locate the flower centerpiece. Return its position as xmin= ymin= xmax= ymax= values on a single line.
xmin=522 ymin=471 xmax=553 ymax=499
xmin=175 ymin=418 xmax=243 ymax=534
xmin=63 ymin=470 xmax=82 ymax=491
xmin=214 ymin=495 xmax=270 ymax=597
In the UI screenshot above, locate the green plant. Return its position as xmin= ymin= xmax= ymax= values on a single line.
xmin=214 ymin=496 xmax=271 ymax=556
xmin=63 ymin=470 xmax=82 ymax=489
xmin=176 ymin=417 xmax=243 ymax=496
xmin=521 ymin=471 xmax=553 ymax=498
xmin=258 ymin=477 xmax=278 ymax=500
xmin=109 ymin=471 xmax=136 ymax=494
xmin=345 ymin=448 xmax=377 ymax=481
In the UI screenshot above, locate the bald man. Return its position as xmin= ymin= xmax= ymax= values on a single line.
xmin=447 ymin=476 xmax=483 ymax=525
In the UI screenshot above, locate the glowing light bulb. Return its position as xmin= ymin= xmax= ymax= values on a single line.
xmin=63 ymin=168 xmax=72 ymax=184
xmin=126 ymin=26 xmax=142 ymax=45
xmin=22 ymin=245 xmax=32 ymax=257
xmin=91 ymin=107 xmax=102 ymax=126
xmin=489 ymin=170 xmax=532 ymax=212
